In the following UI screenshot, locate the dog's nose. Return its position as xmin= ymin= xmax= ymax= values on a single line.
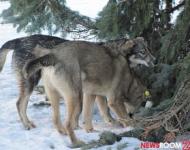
xmin=129 ymin=113 xmax=134 ymax=119
xmin=141 ymin=101 xmax=146 ymax=107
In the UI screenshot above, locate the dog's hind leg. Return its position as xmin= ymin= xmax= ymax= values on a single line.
xmin=60 ymin=64 xmax=84 ymax=147
xmin=16 ymin=72 xmax=40 ymax=130
xmin=64 ymin=93 xmax=84 ymax=147
xmin=82 ymin=93 xmax=96 ymax=132
xmin=43 ymin=77 xmax=66 ymax=135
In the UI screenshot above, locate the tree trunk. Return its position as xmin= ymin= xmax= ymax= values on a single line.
xmin=165 ymin=0 xmax=173 ymax=30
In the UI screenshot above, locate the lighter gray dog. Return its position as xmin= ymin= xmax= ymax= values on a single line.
xmin=23 ymin=37 xmax=155 ymax=146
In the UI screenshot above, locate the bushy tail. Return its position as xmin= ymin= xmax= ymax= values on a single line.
xmin=0 ymin=38 xmax=21 ymax=72
xmin=0 ymin=48 xmax=10 ymax=72
xmin=23 ymin=54 xmax=57 ymax=78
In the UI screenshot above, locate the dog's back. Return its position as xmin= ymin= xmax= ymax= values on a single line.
xmin=0 ymin=34 xmax=67 ymax=72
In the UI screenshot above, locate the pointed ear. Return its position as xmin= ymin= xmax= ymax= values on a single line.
xmin=120 ymin=40 xmax=135 ymax=56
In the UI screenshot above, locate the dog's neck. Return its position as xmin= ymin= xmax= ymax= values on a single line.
xmin=122 ymin=63 xmax=146 ymax=104
xmin=97 ymin=39 xmax=129 ymax=57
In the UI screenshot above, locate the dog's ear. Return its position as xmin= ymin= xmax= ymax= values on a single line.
xmin=120 ymin=40 xmax=135 ymax=56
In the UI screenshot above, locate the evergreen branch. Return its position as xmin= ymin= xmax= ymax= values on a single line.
xmin=150 ymin=0 xmax=185 ymax=24
xmin=117 ymin=0 xmax=127 ymax=5
xmin=46 ymin=0 xmax=97 ymax=34
xmin=0 ymin=0 xmax=97 ymax=36
xmin=164 ymin=0 xmax=185 ymax=14
xmin=64 ymin=28 xmax=89 ymax=33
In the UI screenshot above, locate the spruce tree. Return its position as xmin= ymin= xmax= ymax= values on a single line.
xmin=0 ymin=0 xmax=96 ymax=36
xmin=96 ymin=0 xmax=154 ymax=39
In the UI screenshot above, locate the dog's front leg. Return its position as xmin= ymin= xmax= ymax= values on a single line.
xmin=107 ymin=98 xmax=128 ymax=127
xmin=82 ymin=93 xmax=96 ymax=132
xmin=95 ymin=96 xmax=118 ymax=126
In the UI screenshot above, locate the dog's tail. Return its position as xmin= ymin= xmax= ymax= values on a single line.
xmin=23 ymin=54 xmax=57 ymax=78
xmin=0 ymin=38 xmax=21 ymax=72
xmin=0 ymin=48 xmax=9 ymax=72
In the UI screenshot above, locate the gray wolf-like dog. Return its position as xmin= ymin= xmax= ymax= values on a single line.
xmin=0 ymin=34 xmax=67 ymax=129
xmin=23 ymin=38 xmax=155 ymax=146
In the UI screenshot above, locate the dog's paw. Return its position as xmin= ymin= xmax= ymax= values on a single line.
xmin=85 ymin=127 xmax=97 ymax=133
xmin=57 ymin=127 xmax=67 ymax=135
xmin=118 ymin=118 xmax=133 ymax=127
xmin=24 ymin=121 xmax=36 ymax=130
xmin=83 ymin=124 xmax=95 ymax=133
xmin=70 ymin=140 xmax=86 ymax=148
xmin=108 ymin=120 xmax=122 ymax=127
xmin=71 ymin=122 xmax=80 ymax=130
xmin=73 ymin=126 xmax=82 ymax=130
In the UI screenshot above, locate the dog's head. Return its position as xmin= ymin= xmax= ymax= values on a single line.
xmin=121 ymin=37 xmax=155 ymax=67
xmin=123 ymin=90 xmax=154 ymax=119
